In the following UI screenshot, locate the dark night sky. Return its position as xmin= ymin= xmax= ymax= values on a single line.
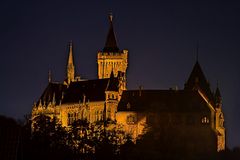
xmin=1 ymin=0 xmax=239 ymax=148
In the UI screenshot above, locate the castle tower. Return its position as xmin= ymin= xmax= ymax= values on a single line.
xmin=97 ymin=14 xmax=128 ymax=90
xmin=184 ymin=61 xmax=214 ymax=101
xmin=105 ymin=70 xmax=120 ymax=121
xmin=214 ymin=86 xmax=225 ymax=151
xmin=66 ymin=42 xmax=75 ymax=84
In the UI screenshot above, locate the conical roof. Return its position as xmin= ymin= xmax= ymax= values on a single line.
xmin=68 ymin=42 xmax=74 ymax=65
xmin=106 ymin=70 xmax=119 ymax=91
xmin=215 ymin=87 xmax=222 ymax=106
xmin=185 ymin=61 xmax=214 ymax=100
xmin=103 ymin=14 xmax=119 ymax=52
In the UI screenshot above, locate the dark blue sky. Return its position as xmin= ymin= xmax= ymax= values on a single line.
xmin=1 ymin=0 xmax=239 ymax=148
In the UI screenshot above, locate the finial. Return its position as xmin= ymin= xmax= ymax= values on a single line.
xmin=48 ymin=70 xmax=52 ymax=83
xmin=67 ymin=40 xmax=74 ymax=65
xmin=109 ymin=12 xmax=113 ymax=22
xmin=196 ymin=41 xmax=199 ymax=62
xmin=69 ymin=40 xmax=73 ymax=48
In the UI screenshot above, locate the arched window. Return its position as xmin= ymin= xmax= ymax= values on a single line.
xmin=68 ymin=113 xmax=75 ymax=125
xmin=127 ymin=115 xmax=136 ymax=125
xmin=96 ymin=110 xmax=99 ymax=121
xmin=201 ymin=116 xmax=209 ymax=124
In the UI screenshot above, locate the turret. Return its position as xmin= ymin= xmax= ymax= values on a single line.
xmin=214 ymin=85 xmax=225 ymax=151
xmin=66 ymin=42 xmax=75 ymax=84
xmin=105 ymin=70 xmax=119 ymax=121
xmin=97 ymin=13 xmax=128 ymax=90
xmin=103 ymin=13 xmax=119 ymax=53
xmin=184 ymin=61 xmax=214 ymax=102
xmin=215 ymin=86 xmax=222 ymax=108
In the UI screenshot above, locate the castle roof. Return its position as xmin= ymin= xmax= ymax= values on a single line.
xmin=214 ymin=87 xmax=222 ymax=105
xmin=37 ymin=78 xmax=119 ymax=106
xmin=118 ymin=90 xmax=210 ymax=112
xmin=62 ymin=78 xmax=118 ymax=103
xmin=37 ymin=82 xmax=66 ymax=106
xmin=184 ymin=61 xmax=214 ymax=102
xmin=106 ymin=71 xmax=119 ymax=91
xmin=103 ymin=14 xmax=119 ymax=53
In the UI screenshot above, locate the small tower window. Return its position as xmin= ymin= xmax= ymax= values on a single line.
xmin=68 ymin=113 xmax=75 ymax=125
xmin=127 ymin=115 xmax=136 ymax=125
xmin=201 ymin=116 xmax=209 ymax=124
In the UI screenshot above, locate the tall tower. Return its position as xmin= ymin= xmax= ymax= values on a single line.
xmin=67 ymin=42 xmax=75 ymax=84
xmin=214 ymin=86 xmax=225 ymax=151
xmin=97 ymin=14 xmax=128 ymax=90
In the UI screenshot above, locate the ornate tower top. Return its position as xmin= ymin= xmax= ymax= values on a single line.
xmin=184 ymin=61 xmax=214 ymax=101
xmin=68 ymin=41 xmax=74 ymax=65
xmin=215 ymin=85 xmax=222 ymax=107
xmin=109 ymin=12 xmax=113 ymax=22
xmin=103 ymin=13 xmax=119 ymax=52
xmin=97 ymin=14 xmax=128 ymax=90
xmin=66 ymin=41 xmax=75 ymax=84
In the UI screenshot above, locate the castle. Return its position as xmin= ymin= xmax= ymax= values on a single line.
xmin=32 ymin=14 xmax=225 ymax=154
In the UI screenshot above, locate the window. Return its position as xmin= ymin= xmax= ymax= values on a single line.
xmin=201 ymin=116 xmax=209 ymax=124
xmin=68 ymin=113 xmax=75 ymax=125
xmin=127 ymin=115 xmax=136 ymax=125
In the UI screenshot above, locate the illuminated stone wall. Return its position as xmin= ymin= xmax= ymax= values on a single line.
xmin=116 ymin=112 xmax=147 ymax=139
xmin=97 ymin=50 xmax=128 ymax=90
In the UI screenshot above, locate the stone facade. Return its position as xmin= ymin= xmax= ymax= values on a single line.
xmin=32 ymin=14 xmax=225 ymax=153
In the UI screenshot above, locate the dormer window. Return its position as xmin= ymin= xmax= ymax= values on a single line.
xmin=127 ymin=115 xmax=136 ymax=125
xmin=201 ymin=116 xmax=209 ymax=124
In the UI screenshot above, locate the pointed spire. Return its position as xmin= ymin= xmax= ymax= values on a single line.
xmin=106 ymin=69 xmax=118 ymax=91
xmin=67 ymin=41 xmax=75 ymax=84
xmin=185 ymin=61 xmax=207 ymax=90
xmin=52 ymin=92 xmax=56 ymax=105
xmin=68 ymin=41 xmax=74 ymax=65
xmin=215 ymin=84 xmax=222 ymax=107
xmin=48 ymin=70 xmax=52 ymax=83
xmin=185 ymin=61 xmax=214 ymax=100
xmin=109 ymin=12 xmax=113 ymax=22
xmin=103 ymin=13 xmax=119 ymax=52
xmin=110 ymin=68 xmax=115 ymax=79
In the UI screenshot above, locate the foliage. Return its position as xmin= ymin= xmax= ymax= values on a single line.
xmin=3 ymin=114 xmax=240 ymax=160
xmin=22 ymin=115 xmax=128 ymax=160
